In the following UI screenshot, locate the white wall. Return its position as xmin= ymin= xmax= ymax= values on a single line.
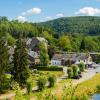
xmin=51 ymin=60 xmax=61 ymax=66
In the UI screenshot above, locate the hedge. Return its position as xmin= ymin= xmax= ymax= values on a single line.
xmin=30 ymin=66 xmax=63 ymax=71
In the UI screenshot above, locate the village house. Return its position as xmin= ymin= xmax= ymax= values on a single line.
xmin=28 ymin=51 xmax=40 ymax=66
xmin=26 ymin=37 xmax=48 ymax=51
xmin=26 ymin=37 xmax=48 ymax=65
xmin=51 ymin=53 xmax=92 ymax=67
xmin=8 ymin=37 xmax=48 ymax=66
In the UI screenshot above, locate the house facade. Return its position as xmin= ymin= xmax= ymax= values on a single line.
xmin=27 ymin=37 xmax=48 ymax=65
xmin=51 ymin=53 xmax=92 ymax=67
xmin=28 ymin=51 xmax=40 ymax=66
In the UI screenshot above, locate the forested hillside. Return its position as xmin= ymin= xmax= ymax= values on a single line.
xmin=0 ymin=16 xmax=100 ymax=53
xmin=39 ymin=16 xmax=100 ymax=35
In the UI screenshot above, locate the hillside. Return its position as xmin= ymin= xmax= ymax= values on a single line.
xmin=0 ymin=16 xmax=100 ymax=52
xmin=39 ymin=16 xmax=100 ymax=35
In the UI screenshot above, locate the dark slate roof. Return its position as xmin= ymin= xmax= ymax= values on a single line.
xmin=28 ymin=51 xmax=39 ymax=59
xmin=52 ymin=53 xmax=88 ymax=61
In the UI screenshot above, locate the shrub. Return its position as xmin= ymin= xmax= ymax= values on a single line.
xmin=31 ymin=66 xmax=63 ymax=71
xmin=67 ymin=67 xmax=73 ymax=78
xmin=79 ymin=62 xmax=85 ymax=72
xmin=26 ymin=73 xmax=34 ymax=95
xmin=26 ymin=82 xmax=32 ymax=95
xmin=72 ymin=65 xmax=79 ymax=79
xmin=37 ymin=77 xmax=47 ymax=91
xmin=73 ymin=94 xmax=88 ymax=100
xmin=97 ymin=85 xmax=100 ymax=92
xmin=48 ymin=75 xmax=56 ymax=87
xmin=13 ymin=82 xmax=24 ymax=100
xmin=0 ymin=77 xmax=11 ymax=93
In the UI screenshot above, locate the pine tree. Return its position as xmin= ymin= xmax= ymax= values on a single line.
xmin=0 ymin=37 xmax=9 ymax=90
xmin=80 ymin=39 xmax=85 ymax=51
xmin=13 ymin=37 xmax=29 ymax=85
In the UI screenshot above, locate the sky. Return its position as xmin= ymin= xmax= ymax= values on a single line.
xmin=0 ymin=0 xmax=100 ymax=22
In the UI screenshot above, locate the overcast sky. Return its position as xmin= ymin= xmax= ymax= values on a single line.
xmin=0 ymin=0 xmax=100 ymax=22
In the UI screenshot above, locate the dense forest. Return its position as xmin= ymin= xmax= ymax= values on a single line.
xmin=39 ymin=16 xmax=100 ymax=35
xmin=0 ymin=16 xmax=100 ymax=53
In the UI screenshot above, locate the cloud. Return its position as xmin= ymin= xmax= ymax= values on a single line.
xmin=22 ymin=8 xmax=42 ymax=16
xmin=75 ymin=7 xmax=100 ymax=16
xmin=56 ymin=13 xmax=64 ymax=17
xmin=46 ymin=16 xmax=52 ymax=20
xmin=16 ymin=16 xmax=27 ymax=22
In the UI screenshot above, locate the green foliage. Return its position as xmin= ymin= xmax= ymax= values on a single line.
xmin=37 ymin=90 xmax=57 ymax=100
xmin=48 ymin=75 xmax=56 ymax=87
xmin=40 ymin=16 xmax=100 ymax=35
xmin=79 ymin=62 xmax=85 ymax=72
xmin=13 ymin=82 xmax=24 ymax=100
xmin=96 ymin=85 xmax=100 ymax=93
xmin=72 ymin=65 xmax=79 ymax=79
xmin=12 ymin=37 xmax=29 ymax=85
xmin=32 ymin=66 xmax=63 ymax=71
xmin=42 ymin=31 xmax=54 ymax=44
xmin=37 ymin=77 xmax=47 ymax=91
xmin=39 ymin=43 xmax=49 ymax=66
xmin=0 ymin=16 xmax=100 ymax=52
xmin=58 ymin=35 xmax=71 ymax=51
xmin=26 ymin=73 xmax=34 ymax=95
xmin=91 ymin=54 xmax=100 ymax=63
xmin=6 ymin=33 xmax=16 ymax=46
xmin=0 ymin=37 xmax=10 ymax=92
xmin=67 ymin=67 xmax=73 ymax=78
xmin=62 ymin=82 xmax=79 ymax=100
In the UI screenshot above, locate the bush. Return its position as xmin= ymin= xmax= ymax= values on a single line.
xmin=79 ymin=62 xmax=85 ymax=72
xmin=37 ymin=77 xmax=47 ymax=91
xmin=30 ymin=66 xmax=63 ymax=71
xmin=0 ymin=78 xmax=11 ymax=93
xmin=26 ymin=82 xmax=32 ymax=95
xmin=97 ymin=85 xmax=100 ymax=92
xmin=48 ymin=75 xmax=56 ymax=87
xmin=14 ymin=82 xmax=24 ymax=100
xmin=31 ymin=66 xmax=63 ymax=71
xmin=67 ymin=67 xmax=73 ymax=78
xmin=72 ymin=65 xmax=79 ymax=79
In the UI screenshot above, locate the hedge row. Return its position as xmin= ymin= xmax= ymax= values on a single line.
xmin=30 ymin=66 xmax=63 ymax=71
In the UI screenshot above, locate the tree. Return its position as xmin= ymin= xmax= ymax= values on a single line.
xmin=58 ymin=35 xmax=71 ymax=51
xmin=48 ymin=75 xmax=56 ymax=87
xmin=39 ymin=43 xmax=49 ymax=66
xmin=0 ymin=37 xmax=9 ymax=92
xmin=37 ymin=77 xmax=47 ymax=91
xmin=79 ymin=62 xmax=85 ymax=72
xmin=42 ymin=31 xmax=54 ymax=44
xmin=72 ymin=65 xmax=79 ymax=79
xmin=6 ymin=33 xmax=16 ymax=46
xmin=80 ymin=39 xmax=85 ymax=51
xmin=67 ymin=67 xmax=73 ymax=78
xmin=12 ymin=37 xmax=29 ymax=85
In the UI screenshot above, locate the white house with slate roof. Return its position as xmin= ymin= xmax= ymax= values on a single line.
xmin=51 ymin=53 xmax=92 ymax=67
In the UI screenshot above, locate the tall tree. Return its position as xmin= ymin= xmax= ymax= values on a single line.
xmin=39 ymin=43 xmax=49 ymax=66
xmin=13 ymin=37 xmax=29 ymax=85
xmin=80 ymin=39 xmax=85 ymax=51
xmin=0 ymin=37 xmax=9 ymax=86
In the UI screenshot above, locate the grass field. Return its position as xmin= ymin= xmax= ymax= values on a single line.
xmin=75 ymin=74 xmax=100 ymax=96
xmin=30 ymin=74 xmax=100 ymax=100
